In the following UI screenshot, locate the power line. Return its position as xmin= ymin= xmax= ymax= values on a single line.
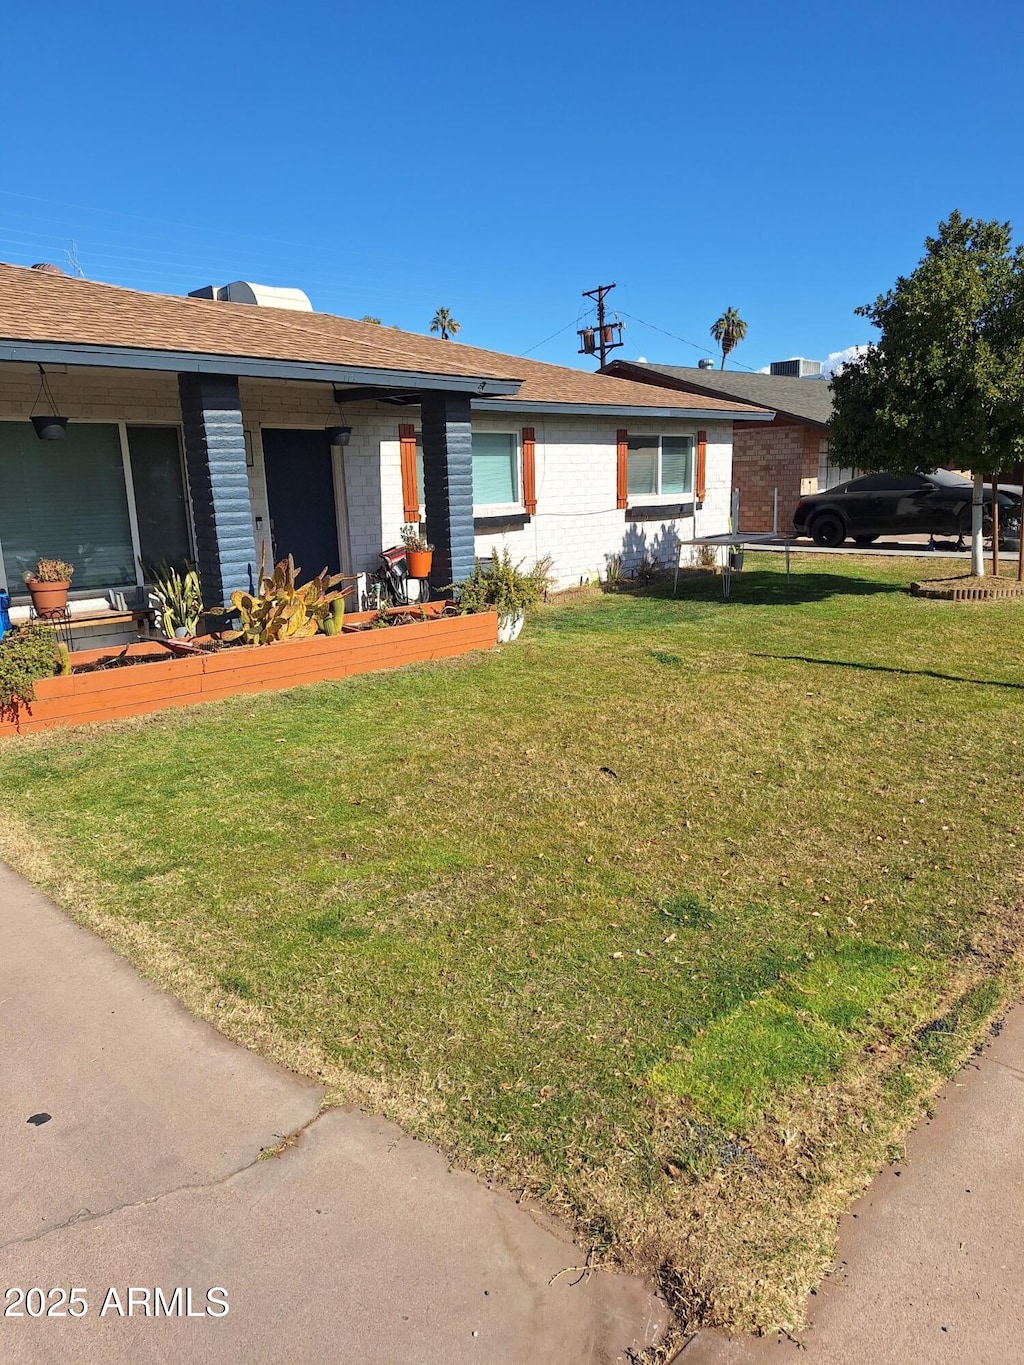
xmin=616 ymin=309 xmax=765 ymax=374
xmin=519 ymin=319 xmax=579 ymax=357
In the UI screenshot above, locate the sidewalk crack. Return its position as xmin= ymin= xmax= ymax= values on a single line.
xmin=1 ymin=1105 xmax=326 ymax=1253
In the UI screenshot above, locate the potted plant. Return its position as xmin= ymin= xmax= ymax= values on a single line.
xmin=453 ymin=549 xmax=553 ymax=643
xmin=24 ymin=558 xmax=74 ymax=614
xmin=401 ymin=524 xmax=434 ymax=580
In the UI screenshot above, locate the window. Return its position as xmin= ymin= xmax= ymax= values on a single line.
xmin=473 ymin=432 xmax=518 ymax=506
xmin=0 ymin=421 xmax=136 ymax=592
xmin=414 ymin=431 xmax=520 ymax=509
xmin=627 ymin=435 xmax=693 ymax=498
xmin=126 ymin=426 xmax=191 ymax=571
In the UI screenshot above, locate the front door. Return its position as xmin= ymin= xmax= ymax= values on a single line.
xmin=261 ymin=429 xmax=341 ymax=582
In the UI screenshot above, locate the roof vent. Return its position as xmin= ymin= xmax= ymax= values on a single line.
xmin=769 ymin=357 xmax=822 ymax=378
xmin=30 ymin=262 xmax=66 ymax=275
xmin=697 ymin=357 xmax=716 ymax=370
xmin=188 ymin=281 xmax=313 ymax=311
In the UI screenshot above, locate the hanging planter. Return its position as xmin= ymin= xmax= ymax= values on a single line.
xmin=30 ymin=365 xmax=68 ymax=441
xmin=31 ymin=414 xmax=68 ymax=441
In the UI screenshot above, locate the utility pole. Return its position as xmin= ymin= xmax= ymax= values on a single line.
xmin=578 ymin=283 xmax=624 ymax=369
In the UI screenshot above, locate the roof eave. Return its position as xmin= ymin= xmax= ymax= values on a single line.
xmin=607 ymin=360 xmax=831 ymax=428
xmin=472 ymin=398 xmax=773 ymax=420
xmin=0 ymin=339 xmax=523 ymax=397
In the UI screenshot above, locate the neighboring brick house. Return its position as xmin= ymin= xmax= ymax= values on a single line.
xmin=604 ymin=361 xmax=843 ymax=534
xmin=0 ymin=265 xmax=772 ymax=648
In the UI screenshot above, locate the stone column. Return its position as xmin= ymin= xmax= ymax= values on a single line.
xmin=420 ymin=391 xmax=475 ymax=588
xmin=178 ymin=373 xmax=258 ymax=605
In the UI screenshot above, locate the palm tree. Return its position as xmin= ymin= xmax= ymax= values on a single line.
xmin=710 ymin=308 xmax=748 ymax=368
xmin=429 ymin=307 xmax=461 ymax=341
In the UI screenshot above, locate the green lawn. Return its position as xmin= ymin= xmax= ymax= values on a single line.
xmin=2 ymin=553 xmax=1023 ymax=1335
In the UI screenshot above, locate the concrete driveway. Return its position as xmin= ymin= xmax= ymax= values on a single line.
xmin=0 ymin=863 xmax=667 ymax=1363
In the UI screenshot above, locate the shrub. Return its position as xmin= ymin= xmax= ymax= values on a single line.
xmin=0 ymin=626 xmax=62 ymax=718
xmin=452 ymin=549 xmax=553 ymax=623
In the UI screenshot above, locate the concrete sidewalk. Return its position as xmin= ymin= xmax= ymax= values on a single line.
xmin=0 ymin=863 xmax=667 ymax=1363
xmin=679 ymin=1005 xmax=1024 ymax=1365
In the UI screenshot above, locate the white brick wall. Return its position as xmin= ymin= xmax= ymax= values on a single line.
xmin=378 ymin=408 xmax=734 ymax=586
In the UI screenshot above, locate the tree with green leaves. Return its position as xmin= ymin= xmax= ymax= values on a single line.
xmin=429 ymin=307 xmax=461 ymax=341
xmin=710 ymin=308 xmax=747 ymax=368
xmin=830 ymin=211 xmax=1024 ymax=576
xmin=360 ymin=314 xmax=382 ymax=325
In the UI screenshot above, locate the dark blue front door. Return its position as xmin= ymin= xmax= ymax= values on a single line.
xmin=261 ymin=429 xmax=341 ymax=581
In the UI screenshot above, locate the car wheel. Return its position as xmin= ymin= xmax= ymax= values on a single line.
xmin=853 ymin=534 xmax=879 ymax=545
xmin=810 ymin=512 xmax=846 ymax=548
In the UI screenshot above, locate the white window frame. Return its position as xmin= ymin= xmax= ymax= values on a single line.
xmin=626 ymin=433 xmax=695 ymax=504
xmin=0 ymin=418 xmax=197 ymax=601
xmin=413 ymin=430 xmax=523 ymax=516
xmin=471 ymin=430 xmax=521 ymax=514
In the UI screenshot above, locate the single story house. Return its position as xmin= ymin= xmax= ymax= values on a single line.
xmin=603 ymin=361 xmax=848 ymax=534
xmin=0 ymin=265 xmax=770 ymax=645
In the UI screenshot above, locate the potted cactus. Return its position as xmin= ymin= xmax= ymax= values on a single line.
xmin=24 ymin=558 xmax=74 ymax=614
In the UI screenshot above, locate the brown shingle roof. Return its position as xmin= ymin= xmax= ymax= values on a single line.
xmin=0 ymin=264 xmax=767 ymax=416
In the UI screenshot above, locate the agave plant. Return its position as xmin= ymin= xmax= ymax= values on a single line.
xmin=151 ymin=563 xmax=204 ymax=637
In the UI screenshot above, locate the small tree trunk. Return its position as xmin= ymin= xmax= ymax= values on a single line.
xmin=992 ymin=481 xmax=1000 ymax=576
xmin=971 ymin=470 xmax=985 ymax=577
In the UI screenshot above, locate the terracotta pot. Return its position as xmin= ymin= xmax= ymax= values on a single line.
xmin=26 ymin=578 xmax=70 ymax=614
xmin=405 ymin=549 xmax=433 ymax=579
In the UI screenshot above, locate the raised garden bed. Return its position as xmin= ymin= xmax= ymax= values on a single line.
xmin=911 ymin=575 xmax=1024 ymax=601
xmin=0 ymin=602 xmax=498 ymax=737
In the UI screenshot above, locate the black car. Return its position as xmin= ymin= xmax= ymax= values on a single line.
xmin=793 ymin=470 xmax=1021 ymax=547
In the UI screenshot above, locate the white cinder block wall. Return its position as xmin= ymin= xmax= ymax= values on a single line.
xmin=378 ymin=410 xmax=734 ymax=587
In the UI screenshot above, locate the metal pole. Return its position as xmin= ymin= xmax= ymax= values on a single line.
xmin=773 ymin=487 xmax=779 ymax=536
xmin=992 ymin=480 xmax=1000 ymax=577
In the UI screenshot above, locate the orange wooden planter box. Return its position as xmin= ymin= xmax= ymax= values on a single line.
xmin=0 ymin=605 xmax=498 ymax=737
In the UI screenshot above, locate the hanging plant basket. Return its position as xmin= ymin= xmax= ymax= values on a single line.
xmin=31 ymin=415 xmax=68 ymax=441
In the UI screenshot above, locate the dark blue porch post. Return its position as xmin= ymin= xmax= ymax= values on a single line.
xmin=178 ymin=374 xmax=258 ymax=606
xmin=420 ymin=390 xmax=474 ymax=588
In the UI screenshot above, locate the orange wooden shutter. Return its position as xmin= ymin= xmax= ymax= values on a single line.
xmin=399 ymin=424 xmax=419 ymax=523
xmin=695 ymin=430 xmax=707 ymax=503
xmin=522 ymin=427 xmax=537 ymax=515
xmin=616 ymin=429 xmax=628 ymax=510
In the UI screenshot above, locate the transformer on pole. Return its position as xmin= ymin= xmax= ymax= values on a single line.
xmin=578 ymin=283 xmax=624 ymax=368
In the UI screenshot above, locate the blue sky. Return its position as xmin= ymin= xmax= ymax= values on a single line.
xmin=2 ymin=0 xmax=1021 ymax=374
